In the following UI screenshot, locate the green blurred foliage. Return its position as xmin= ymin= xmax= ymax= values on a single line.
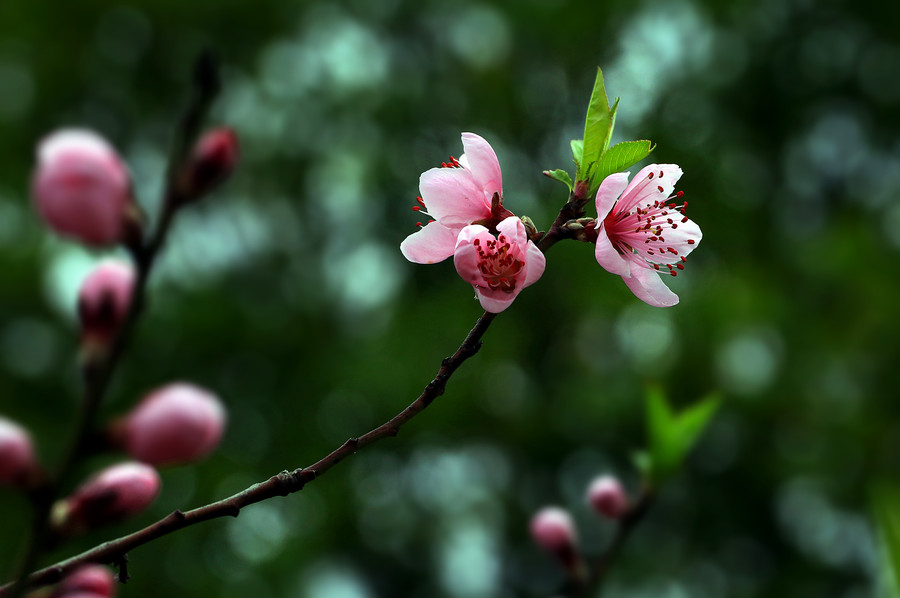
xmin=1 ymin=0 xmax=899 ymax=597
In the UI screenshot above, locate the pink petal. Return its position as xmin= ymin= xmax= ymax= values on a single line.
xmin=618 ymin=164 xmax=683 ymax=215
xmin=460 ymin=132 xmax=503 ymax=199
xmin=595 ymin=224 xmax=632 ymax=277
xmin=495 ymin=215 xmax=525 ymax=243
xmin=453 ymin=224 xmax=492 ymax=286
xmin=419 ymin=167 xmax=491 ymax=228
xmin=400 ymin=221 xmax=459 ymax=264
xmin=622 ymin=266 xmax=679 ymax=307
xmin=595 ymin=172 xmax=630 ymax=218
xmin=523 ymin=241 xmax=546 ymax=287
xmin=475 ymin=289 xmax=517 ymax=313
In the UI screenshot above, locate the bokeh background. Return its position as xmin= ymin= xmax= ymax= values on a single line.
xmin=1 ymin=0 xmax=899 ymax=596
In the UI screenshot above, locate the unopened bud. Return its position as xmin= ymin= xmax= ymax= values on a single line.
xmin=77 ymin=260 xmax=135 ymax=353
xmin=530 ymin=506 xmax=580 ymax=572
xmin=55 ymin=462 xmax=159 ymax=535
xmin=116 ymin=383 xmax=226 ymax=467
xmin=586 ymin=475 xmax=628 ymax=519
xmin=31 ymin=129 xmax=138 ymax=247
xmin=177 ymin=127 xmax=238 ymax=202
xmin=0 ymin=416 xmax=38 ymax=488
xmin=56 ymin=565 xmax=116 ymax=597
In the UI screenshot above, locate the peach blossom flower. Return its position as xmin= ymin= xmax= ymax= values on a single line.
xmin=594 ymin=164 xmax=702 ymax=307
xmin=453 ymin=216 xmax=544 ymax=313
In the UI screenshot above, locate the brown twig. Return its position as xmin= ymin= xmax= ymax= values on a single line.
xmin=2 ymin=52 xmax=221 ymax=598
xmin=4 ymin=312 xmax=496 ymax=592
xmin=572 ymin=488 xmax=655 ymax=597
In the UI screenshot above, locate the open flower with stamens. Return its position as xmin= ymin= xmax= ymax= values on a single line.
xmin=594 ymin=164 xmax=702 ymax=307
xmin=453 ymin=216 xmax=545 ymax=313
xmin=400 ymin=132 xmax=512 ymax=264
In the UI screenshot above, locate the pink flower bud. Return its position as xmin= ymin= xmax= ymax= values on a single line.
xmin=0 ymin=416 xmax=38 ymax=488
xmin=530 ymin=506 xmax=582 ymax=573
xmin=77 ymin=260 xmax=135 ymax=348
xmin=57 ymin=565 xmax=116 ymax=597
xmin=119 ymin=383 xmax=226 ymax=467
xmin=179 ymin=127 xmax=238 ymax=201
xmin=31 ymin=129 xmax=135 ymax=246
xmin=59 ymin=462 xmax=159 ymax=534
xmin=586 ymin=475 xmax=629 ymax=519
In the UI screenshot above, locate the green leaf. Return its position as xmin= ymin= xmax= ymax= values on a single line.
xmin=645 ymin=387 xmax=720 ymax=485
xmin=570 ymin=139 xmax=583 ymax=169
xmin=543 ymin=169 xmax=573 ymax=191
xmin=579 ymin=68 xmax=618 ymax=181
xmin=590 ymin=140 xmax=655 ymax=188
xmin=871 ymin=482 xmax=900 ymax=597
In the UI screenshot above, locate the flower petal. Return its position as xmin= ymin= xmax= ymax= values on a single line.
xmin=595 ymin=223 xmax=632 ymax=277
xmin=400 ymin=221 xmax=460 ymax=264
xmin=460 ymin=132 xmax=503 ymax=199
xmin=475 ymin=289 xmax=517 ymax=313
xmin=523 ymin=241 xmax=546 ymax=287
xmin=618 ymin=164 xmax=683 ymax=215
xmin=419 ymin=167 xmax=491 ymax=228
xmin=594 ymin=172 xmax=630 ymax=219
xmin=453 ymin=224 xmax=492 ymax=286
xmin=622 ymin=266 xmax=679 ymax=307
xmin=495 ymin=215 xmax=525 ymax=243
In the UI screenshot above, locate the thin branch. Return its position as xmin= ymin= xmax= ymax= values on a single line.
xmin=571 ymin=488 xmax=655 ymax=598
xmin=5 ymin=312 xmax=496 ymax=593
xmin=3 ymin=53 xmax=221 ymax=598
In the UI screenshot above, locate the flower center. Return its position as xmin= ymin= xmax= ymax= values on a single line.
xmin=473 ymin=235 xmax=524 ymax=292
xmin=608 ymin=170 xmax=695 ymax=277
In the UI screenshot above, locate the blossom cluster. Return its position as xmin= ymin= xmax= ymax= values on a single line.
xmin=400 ymin=134 xmax=702 ymax=311
xmin=400 ymin=133 xmax=546 ymax=313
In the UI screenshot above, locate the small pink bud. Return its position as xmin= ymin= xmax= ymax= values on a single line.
xmin=179 ymin=127 xmax=238 ymax=201
xmin=57 ymin=565 xmax=116 ymax=597
xmin=0 ymin=416 xmax=38 ymax=488
xmin=119 ymin=383 xmax=226 ymax=467
xmin=58 ymin=462 xmax=159 ymax=534
xmin=77 ymin=260 xmax=135 ymax=349
xmin=530 ymin=506 xmax=581 ymax=573
xmin=586 ymin=475 xmax=629 ymax=519
xmin=31 ymin=129 xmax=136 ymax=246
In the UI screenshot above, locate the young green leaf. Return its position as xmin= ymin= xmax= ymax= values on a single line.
xmin=590 ymin=140 xmax=655 ymax=189
xmin=645 ymin=387 xmax=720 ymax=485
xmin=871 ymin=482 xmax=900 ymax=597
xmin=570 ymin=139 xmax=584 ymax=170
xmin=579 ymin=68 xmax=618 ymax=181
xmin=543 ymin=169 xmax=573 ymax=191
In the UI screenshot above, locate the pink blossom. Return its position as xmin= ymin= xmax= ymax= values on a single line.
xmin=400 ymin=132 xmax=511 ymax=264
xmin=530 ymin=506 xmax=577 ymax=552
xmin=594 ymin=164 xmax=702 ymax=307
xmin=586 ymin=475 xmax=628 ymax=519
xmin=57 ymin=565 xmax=116 ymax=597
xmin=31 ymin=129 xmax=133 ymax=246
xmin=60 ymin=462 xmax=160 ymax=533
xmin=0 ymin=416 xmax=37 ymax=487
xmin=77 ymin=260 xmax=135 ymax=346
xmin=179 ymin=127 xmax=239 ymax=201
xmin=453 ymin=217 xmax=545 ymax=313
xmin=120 ymin=382 xmax=226 ymax=467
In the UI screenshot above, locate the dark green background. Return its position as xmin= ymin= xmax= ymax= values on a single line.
xmin=1 ymin=0 xmax=898 ymax=596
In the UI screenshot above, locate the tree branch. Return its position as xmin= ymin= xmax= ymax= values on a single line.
xmin=4 ymin=312 xmax=496 ymax=593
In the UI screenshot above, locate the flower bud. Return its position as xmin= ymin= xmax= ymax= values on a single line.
xmin=56 ymin=565 xmax=116 ymax=597
xmin=116 ymin=383 xmax=226 ymax=467
xmin=31 ymin=129 xmax=137 ymax=246
xmin=77 ymin=260 xmax=135 ymax=352
xmin=0 ymin=416 xmax=38 ymax=488
xmin=55 ymin=462 xmax=159 ymax=535
xmin=530 ymin=506 xmax=581 ymax=572
xmin=177 ymin=127 xmax=238 ymax=202
xmin=586 ymin=475 xmax=629 ymax=519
